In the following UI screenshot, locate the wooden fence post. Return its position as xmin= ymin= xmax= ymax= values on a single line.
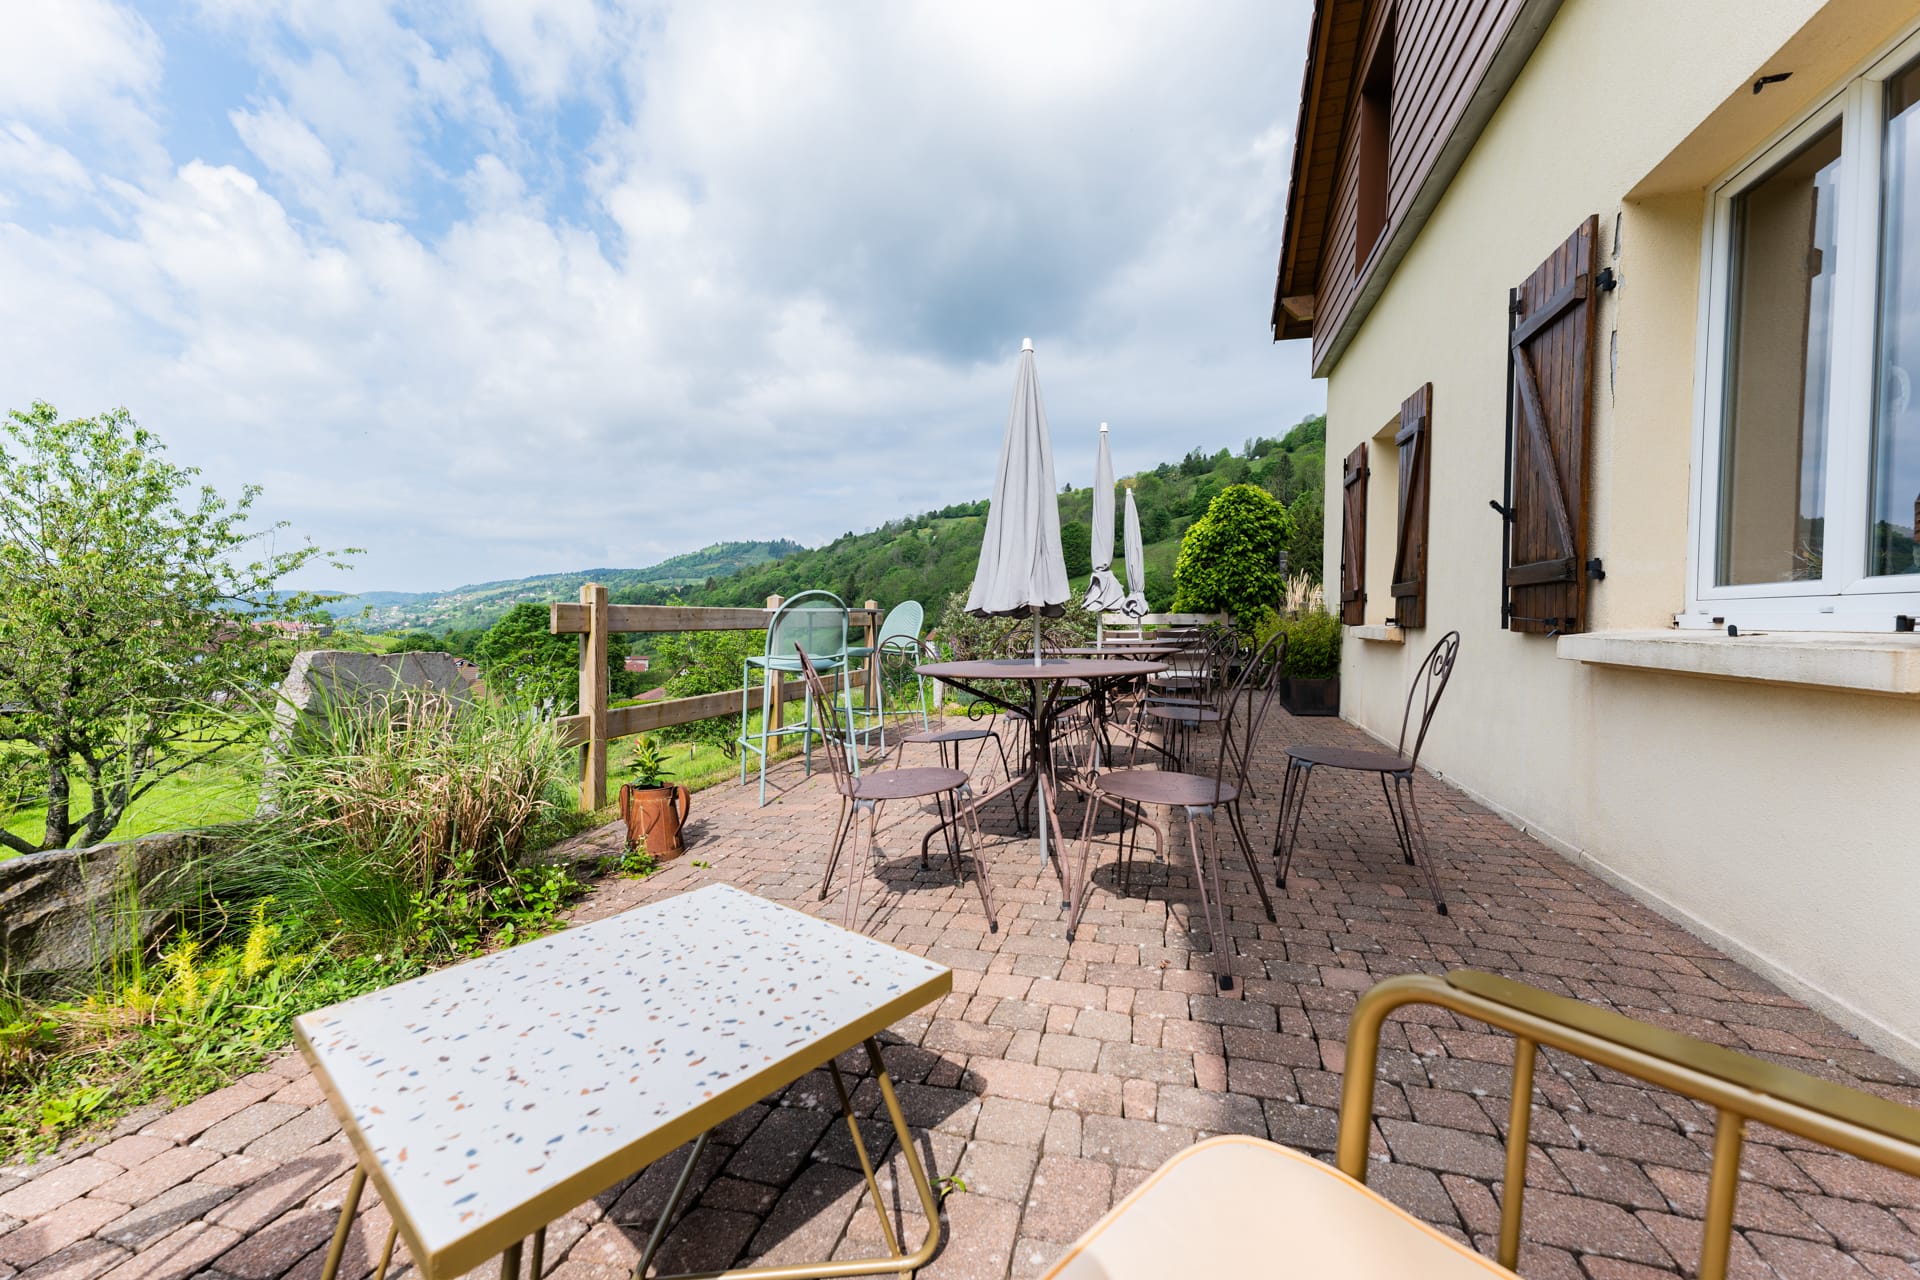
xmin=579 ymin=583 xmax=609 ymax=811
xmin=863 ymin=600 xmax=880 ymax=706
xmin=764 ymin=595 xmax=784 ymax=734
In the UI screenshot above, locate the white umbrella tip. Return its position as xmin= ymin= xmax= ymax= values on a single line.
xmin=1021 ymin=337 xmax=1034 ymax=351
xmin=1099 ymin=422 xmax=1108 ymax=432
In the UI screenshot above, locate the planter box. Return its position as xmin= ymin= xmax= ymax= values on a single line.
xmin=1280 ymin=675 xmax=1340 ymax=717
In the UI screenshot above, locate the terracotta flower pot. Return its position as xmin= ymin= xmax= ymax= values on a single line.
xmin=619 ymin=782 xmax=691 ymax=858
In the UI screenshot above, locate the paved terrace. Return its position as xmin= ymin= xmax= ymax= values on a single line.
xmin=3 ymin=710 xmax=1919 ymax=1280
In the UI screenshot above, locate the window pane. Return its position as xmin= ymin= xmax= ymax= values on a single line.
xmin=1871 ymin=61 xmax=1920 ymax=578
xmin=1717 ymin=122 xmax=1842 ymax=586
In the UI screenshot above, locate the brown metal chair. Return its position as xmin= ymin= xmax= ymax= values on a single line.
xmin=1273 ymin=630 xmax=1460 ymax=913
xmin=1068 ymin=632 xmax=1285 ymax=992
xmin=798 ymin=648 xmax=999 ymax=933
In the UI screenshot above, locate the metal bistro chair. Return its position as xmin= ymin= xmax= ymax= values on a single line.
xmin=1273 ymin=629 xmax=1461 ymax=912
xmin=798 ymin=649 xmax=998 ymax=933
xmin=842 ymin=600 xmax=927 ymax=752
xmin=1070 ymin=632 xmax=1285 ymax=991
xmin=894 ymin=638 xmax=1022 ymax=833
xmin=1043 ymin=967 xmax=1920 ymax=1280
xmin=738 ymin=590 xmax=856 ymax=807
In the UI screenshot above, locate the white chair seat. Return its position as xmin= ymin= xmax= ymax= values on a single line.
xmin=1042 ymin=1135 xmax=1512 ymax=1279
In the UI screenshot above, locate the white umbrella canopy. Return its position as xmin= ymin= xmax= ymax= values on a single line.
xmin=966 ymin=339 xmax=1071 ymax=636
xmin=1121 ymin=486 xmax=1150 ymax=619
xmin=1083 ymin=423 xmax=1124 ymax=613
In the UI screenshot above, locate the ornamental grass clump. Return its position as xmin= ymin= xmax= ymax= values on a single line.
xmin=230 ymin=688 xmax=579 ymax=952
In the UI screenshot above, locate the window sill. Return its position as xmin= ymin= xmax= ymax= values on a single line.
xmin=1350 ymin=624 xmax=1405 ymax=645
xmin=1554 ymin=629 xmax=1920 ymax=697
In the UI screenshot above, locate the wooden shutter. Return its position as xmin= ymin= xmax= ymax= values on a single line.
xmin=1339 ymin=443 xmax=1368 ymax=625
xmin=1390 ymin=383 xmax=1432 ymax=629
xmin=1502 ymin=216 xmax=1598 ymax=634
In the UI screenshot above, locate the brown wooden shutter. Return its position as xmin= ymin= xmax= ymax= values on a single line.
xmin=1339 ymin=442 xmax=1368 ymax=625
xmin=1502 ymin=216 xmax=1599 ymax=634
xmin=1390 ymin=383 xmax=1432 ymax=629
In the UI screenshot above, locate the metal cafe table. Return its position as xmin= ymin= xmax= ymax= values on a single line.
xmin=915 ymin=657 xmax=1162 ymax=929
xmin=297 ymin=883 xmax=952 ymax=1280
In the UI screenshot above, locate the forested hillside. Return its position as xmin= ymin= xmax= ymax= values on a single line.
xmin=615 ymin=415 xmax=1326 ymax=614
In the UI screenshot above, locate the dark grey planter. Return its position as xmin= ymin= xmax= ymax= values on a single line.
xmin=1280 ymin=675 xmax=1340 ymax=717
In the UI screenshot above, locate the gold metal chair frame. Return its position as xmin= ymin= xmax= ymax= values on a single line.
xmin=319 ymin=1036 xmax=940 ymax=1280
xmin=1339 ymin=971 xmax=1920 ymax=1280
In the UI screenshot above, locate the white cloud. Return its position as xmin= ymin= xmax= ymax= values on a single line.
xmin=0 ymin=1 xmax=1321 ymax=591
xmin=0 ymin=0 xmax=160 ymax=123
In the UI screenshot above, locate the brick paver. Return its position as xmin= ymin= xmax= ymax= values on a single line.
xmin=3 ymin=708 xmax=1918 ymax=1278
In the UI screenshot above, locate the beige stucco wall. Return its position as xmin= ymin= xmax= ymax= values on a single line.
xmin=1317 ymin=0 xmax=1920 ymax=1062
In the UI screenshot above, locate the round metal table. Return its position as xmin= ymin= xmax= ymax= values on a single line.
xmin=915 ymin=657 xmax=1163 ymax=920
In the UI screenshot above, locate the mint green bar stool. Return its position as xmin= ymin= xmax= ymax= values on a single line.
xmin=738 ymin=591 xmax=855 ymax=806
xmin=842 ymin=600 xmax=927 ymax=752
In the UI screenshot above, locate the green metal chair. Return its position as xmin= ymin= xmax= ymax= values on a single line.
xmin=843 ymin=600 xmax=926 ymax=751
xmin=738 ymin=590 xmax=856 ymax=806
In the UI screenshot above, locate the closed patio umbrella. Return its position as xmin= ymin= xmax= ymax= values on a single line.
xmin=966 ymin=338 xmax=1070 ymax=664
xmin=1121 ymin=486 xmax=1150 ymax=619
xmin=1083 ymin=423 xmax=1124 ymax=617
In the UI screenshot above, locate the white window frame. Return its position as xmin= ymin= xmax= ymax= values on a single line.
xmin=1685 ymin=22 xmax=1920 ymax=632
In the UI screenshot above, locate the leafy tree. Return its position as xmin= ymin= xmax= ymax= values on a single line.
xmin=1285 ymin=492 xmax=1325 ymax=584
xmin=0 ymin=403 xmax=349 ymax=853
xmin=1060 ymin=519 xmax=1093 ymax=578
xmin=474 ymin=604 xmax=579 ymax=711
xmin=652 ymin=628 xmax=765 ymax=757
xmin=386 ymin=632 xmax=445 ymax=653
xmin=1172 ymin=484 xmax=1294 ymax=625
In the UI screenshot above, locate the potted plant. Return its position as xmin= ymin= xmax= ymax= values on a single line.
xmin=1276 ymin=605 xmax=1342 ymax=717
xmin=619 ymin=737 xmax=691 ymax=859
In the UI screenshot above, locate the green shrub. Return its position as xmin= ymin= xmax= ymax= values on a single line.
xmin=1172 ymin=484 xmax=1294 ymax=626
xmin=1258 ymin=606 xmax=1342 ymax=679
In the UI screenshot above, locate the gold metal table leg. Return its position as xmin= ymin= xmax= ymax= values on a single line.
xmin=641 ymin=1037 xmax=944 ymax=1280
xmin=320 ymin=1166 xmax=367 ymax=1280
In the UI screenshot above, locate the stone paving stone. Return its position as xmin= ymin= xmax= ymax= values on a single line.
xmin=1020 ymin=1155 xmax=1113 ymax=1242
xmin=96 ymin=1180 xmax=236 ymax=1250
xmin=91 ymin=1146 xmax=220 ymax=1205
xmin=10 ymin=1238 xmax=127 ymax=1280
xmin=97 ymin=1219 xmax=240 ymax=1280
xmin=137 ymin=1085 xmax=271 ymax=1146
xmin=88 ymin=1138 xmax=172 ymax=1173
xmin=0 ymin=1198 xmax=127 ymax=1269
xmin=5 ymin=715 xmax=1920 ymax=1279
xmin=239 ymin=1110 xmax=340 ymax=1164
xmin=0 ymin=1163 xmax=119 ymax=1222
xmin=195 ymin=1104 xmax=309 ymax=1157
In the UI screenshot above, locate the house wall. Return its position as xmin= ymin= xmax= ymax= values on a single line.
xmin=1317 ymin=0 xmax=1920 ymax=1063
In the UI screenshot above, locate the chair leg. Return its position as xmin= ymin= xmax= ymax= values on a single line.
xmin=739 ymin=661 xmax=752 ymax=787
xmin=950 ymin=787 xmax=999 ymax=932
xmin=820 ymin=797 xmax=854 ymax=900
xmin=844 ymin=800 xmax=881 ymax=932
xmin=1183 ymin=809 xmax=1233 ymax=993
xmin=1380 ymin=773 xmax=1415 ymax=865
xmin=1397 ymin=773 xmax=1448 ymax=915
xmin=1274 ymin=760 xmax=1316 ymax=889
xmin=1225 ymin=801 xmax=1277 ymax=923
xmin=761 ymin=666 xmax=781 ymax=807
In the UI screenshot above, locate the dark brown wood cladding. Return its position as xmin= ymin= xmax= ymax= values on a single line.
xmin=1503 ymin=216 xmax=1598 ymax=635
xmin=1274 ymin=0 xmax=1531 ymax=362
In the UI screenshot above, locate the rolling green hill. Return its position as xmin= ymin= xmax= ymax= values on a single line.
xmin=618 ymin=415 xmax=1326 ymax=616
xmin=350 ymin=416 xmax=1324 ymax=641
xmin=332 ymin=540 xmax=802 ymax=632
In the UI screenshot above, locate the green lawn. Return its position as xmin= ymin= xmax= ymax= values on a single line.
xmin=2 ymin=751 xmax=258 ymax=857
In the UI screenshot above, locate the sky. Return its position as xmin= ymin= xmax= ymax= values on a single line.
xmin=0 ymin=1 xmax=1321 ymax=593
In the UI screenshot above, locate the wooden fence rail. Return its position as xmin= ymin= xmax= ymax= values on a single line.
xmin=548 ymin=584 xmax=879 ymax=810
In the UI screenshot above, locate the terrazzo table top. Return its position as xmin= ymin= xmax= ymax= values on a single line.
xmin=294 ymin=883 xmax=951 ymax=1279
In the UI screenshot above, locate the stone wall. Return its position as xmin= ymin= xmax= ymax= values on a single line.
xmin=0 ymin=829 xmax=234 ymax=998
